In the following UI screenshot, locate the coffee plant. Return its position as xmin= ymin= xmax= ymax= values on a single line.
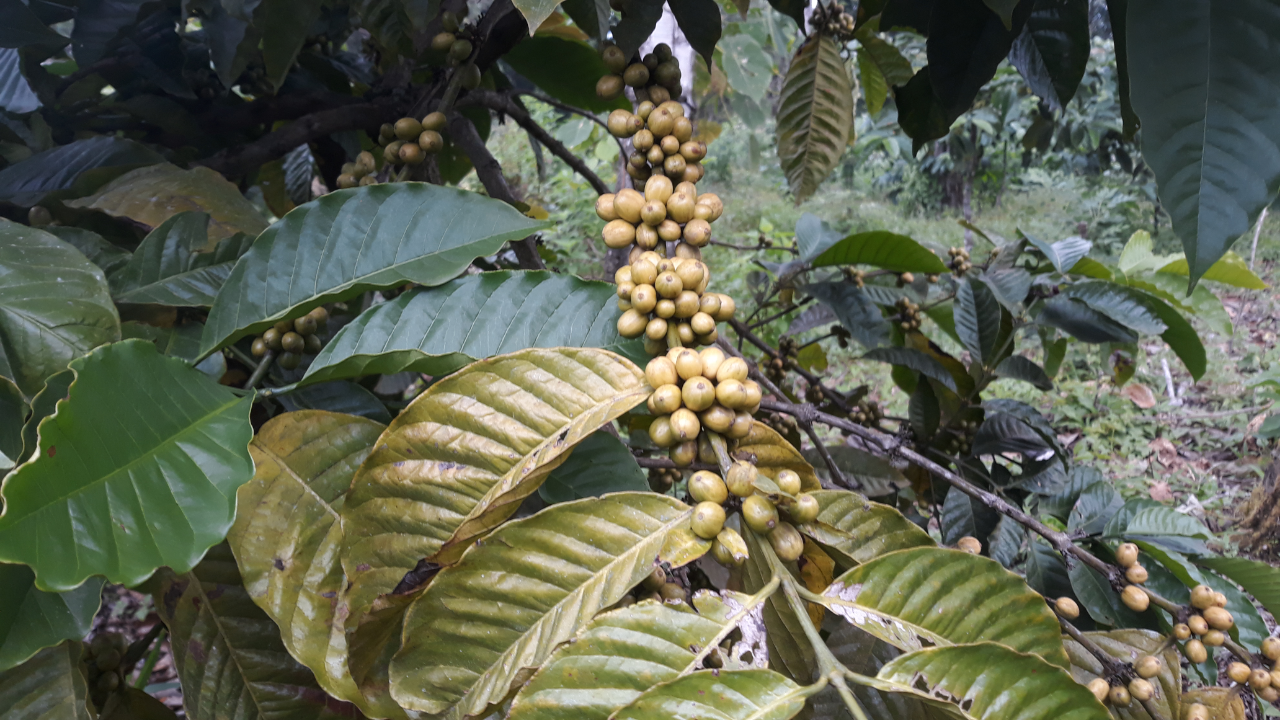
xmin=0 ymin=1 xmax=1278 ymax=720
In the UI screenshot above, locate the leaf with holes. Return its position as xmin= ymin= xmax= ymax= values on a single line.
xmin=109 ymin=211 xmax=254 ymax=307
xmin=816 ymin=623 xmax=953 ymax=720
xmin=225 ymin=410 xmax=406 ymax=718
xmin=0 ymin=340 xmax=254 ymax=591
xmin=303 ymin=271 xmax=644 ymax=386
xmin=1063 ymin=630 xmax=1180 ymax=720
xmin=732 ymin=421 xmax=821 ymax=491
xmin=508 ymin=589 xmax=773 ymax=720
xmin=776 ymin=35 xmax=854 ymax=202
xmin=870 ymin=643 xmax=1109 ymax=720
xmin=796 ymin=490 xmax=934 ymax=569
xmin=388 ymin=493 xmax=708 ymax=718
xmin=821 ymin=547 xmax=1068 ymax=666
xmin=0 ymin=565 xmax=102 ymax=673
xmin=741 ymin=523 xmax=817 ymax=684
xmin=339 ymin=348 xmax=648 ymax=637
xmin=201 ymin=183 xmax=548 ymax=355
xmin=154 ymin=543 xmax=364 ymax=720
xmin=612 ymin=669 xmax=809 ymax=720
xmin=0 ymin=641 xmax=93 ymax=720
xmin=809 ymin=231 xmax=949 ymax=273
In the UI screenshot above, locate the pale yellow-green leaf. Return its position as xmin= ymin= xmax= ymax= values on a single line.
xmin=66 ymin=163 xmax=268 ymax=241
xmin=1062 ymin=630 xmax=1180 ymax=720
xmin=1157 ymin=251 xmax=1267 ymax=289
xmin=0 ymin=641 xmax=93 ymax=720
xmin=389 ymin=493 xmax=709 ymax=719
xmin=741 ymin=520 xmax=818 ymax=684
xmin=733 ymin=421 xmax=821 ymax=491
xmin=611 ymin=669 xmax=810 ymax=720
xmin=339 ymin=348 xmax=649 ymax=636
xmin=1180 ymin=688 xmax=1244 ymax=720
xmin=796 ymin=489 xmax=934 ymax=569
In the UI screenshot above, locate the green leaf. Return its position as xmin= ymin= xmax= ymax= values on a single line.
xmin=17 ymin=369 xmax=70 ymax=465
xmin=800 ymin=448 xmax=910 ymax=499
xmin=0 ymin=0 xmax=69 ymax=49
xmin=802 ymin=281 xmax=889 ymax=349
xmin=503 ymin=36 xmax=629 ymax=112
xmin=277 ymin=381 xmax=391 ymax=423
xmin=796 ymin=490 xmax=934 ymax=569
xmin=795 ymin=213 xmax=842 ymax=262
xmin=110 ymin=212 xmax=254 ymax=307
xmin=0 ymin=565 xmax=102 ymax=672
xmin=259 ymin=0 xmax=323 ymax=90
xmin=511 ymin=0 xmax=567 ymax=34
xmin=1126 ymin=0 xmax=1280 ymax=285
xmin=819 ymin=624 xmax=950 ymax=720
xmin=72 ymin=0 xmax=149 ymax=66
xmin=776 ymin=35 xmax=854 ymax=202
xmin=1009 ymin=0 xmax=1089 ymax=110
xmin=1067 ymin=256 xmax=1112 ymax=280
xmin=0 ymin=376 xmax=22 ymax=468
xmin=1068 ymin=562 xmax=1145 ymax=627
xmin=225 ymin=410 xmax=405 ymax=718
xmin=561 ymin=0 xmax=609 ymax=39
xmin=940 ymin=487 xmax=998 ymax=548
xmin=1062 ymin=281 xmax=1167 ymax=335
xmin=980 ymin=266 xmax=1032 ymax=310
xmin=909 ymin=379 xmax=939 ymax=439
xmin=1156 ymin=251 xmax=1267 ymax=289
xmin=1036 ymin=297 xmax=1138 ymax=344
xmin=1067 ymin=481 xmax=1123 ymax=535
xmin=856 ymin=27 xmax=914 ymax=88
xmin=995 ymin=356 xmax=1053 ymax=390
xmin=721 ymin=33 xmax=774 ymax=103
xmin=508 ymin=591 xmax=772 ymax=720
xmin=201 ymin=183 xmax=548 ymax=355
xmin=0 ymin=340 xmax=254 ymax=591
xmin=66 ymin=163 xmax=268 ymax=241
xmin=611 ymin=0 xmax=663 ymax=58
xmin=1123 ymin=506 xmax=1211 ymax=545
xmin=955 ymin=278 xmax=1009 ymax=366
xmin=857 ymin=47 xmax=890 ymax=116
xmin=982 ymin=0 xmax=1018 ymax=28
xmin=0 ymin=48 xmax=39 ymax=114
xmin=1063 ymin=630 xmax=1181 ymax=720
xmin=740 ymin=520 xmax=816 ymax=684
xmin=302 ymin=271 xmax=644 ymax=386
xmin=810 ymin=231 xmax=949 ymax=273
xmin=1105 ymin=283 xmax=1207 ymax=380
xmin=339 ymin=348 xmax=648 ymax=633
xmin=1025 ymin=539 xmax=1072 ymax=600
xmin=539 ymin=431 xmax=647 ymax=504
xmin=822 ymin=547 xmax=1068 ymax=666
xmin=612 ymin=669 xmax=808 ymax=720
xmin=1135 ymin=543 xmax=1270 ymax=649
xmin=154 ymin=543 xmax=365 ymax=720
xmin=1129 ymin=272 xmax=1232 ymax=337
xmin=0 ymin=641 xmax=93 ymax=720
xmin=0 ymin=219 xmax=120 ymax=398
xmin=1192 ymin=556 xmax=1280 ymax=621
xmin=45 ymin=227 xmax=132 ymax=278
xmin=862 ymin=347 xmax=957 ymax=392
xmin=120 ymin=323 xmax=224 ymax=376
xmin=874 ymin=643 xmax=1109 ymax=720
xmin=1024 ymin=234 xmax=1092 ymax=275
xmin=1104 ymin=0 xmax=1139 ymax=139
xmin=389 ymin=493 xmax=709 ymax=718
xmin=669 ymin=0 xmax=721 ymax=70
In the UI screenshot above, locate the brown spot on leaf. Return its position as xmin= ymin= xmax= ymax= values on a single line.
xmin=46 ymin=446 xmax=55 ymax=457
xmin=356 ymin=563 xmax=371 ymax=572
xmin=273 ymin=558 xmax=286 ymax=570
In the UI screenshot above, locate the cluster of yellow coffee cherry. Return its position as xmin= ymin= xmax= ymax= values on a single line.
xmin=947 ymin=246 xmax=973 ymax=275
xmin=375 ymin=112 xmax=447 ymax=171
xmin=335 ymin=151 xmax=380 ymax=189
xmin=1227 ymin=637 xmax=1280 ymax=704
xmin=688 ymin=462 xmax=818 ymax=567
xmin=647 ymin=466 xmax=682 ymax=492
xmin=251 ymin=306 xmax=328 ymax=370
xmin=1083 ymin=656 xmax=1162 ymax=708
xmin=597 ymin=42 xmax=684 ymax=109
xmin=83 ymin=632 xmax=130 ymax=707
xmin=1113 ymin=542 xmax=1155 ymax=614
xmin=643 ymin=348 xmax=758 ymax=467
xmin=895 ymin=296 xmax=923 ymax=331
xmin=606 ymin=100 xmax=708 ymax=186
xmin=810 ymin=2 xmax=857 ymax=40
xmin=429 ymin=8 xmax=480 ymax=88
xmin=1171 ymin=583 xmax=1237 ymax=665
xmin=615 ymin=245 xmax=731 ymax=349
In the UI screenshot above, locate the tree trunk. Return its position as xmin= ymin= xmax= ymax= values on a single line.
xmin=1240 ymin=449 xmax=1280 ymax=562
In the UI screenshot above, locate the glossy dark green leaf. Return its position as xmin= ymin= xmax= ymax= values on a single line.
xmin=201 ymin=183 xmax=548 ymax=355
xmin=1025 ymin=539 xmax=1072 ymax=600
xmin=1068 ymin=562 xmax=1145 ymax=627
xmin=259 ymin=0 xmax=323 ymax=90
xmin=995 ymin=355 xmax=1052 ymax=390
xmin=1036 ymin=296 xmax=1138 ymax=344
xmin=795 ymin=213 xmax=843 ymax=262
xmin=862 ymin=347 xmax=957 ymax=392
xmin=303 ymin=271 xmax=643 ymax=386
xmin=0 ymin=0 xmax=68 ymax=48
xmin=987 ymin=515 xmax=1024 ymax=568
xmin=927 ymin=0 xmax=1032 ymax=117
xmin=277 ymin=381 xmax=391 ymax=424
xmin=980 ymin=266 xmax=1032 ymax=310
xmin=0 ymin=219 xmax=120 ymax=397
xmin=0 ymin=641 xmax=93 ymax=720
xmin=612 ymin=669 xmax=808 ymax=720
xmin=1193 ymin=556 xmax=1280 ymax=620
xmin=73 ymin=0 xmax=151 ymax=66
xmin=45 ymin=227 xmax=132 ymax=278
xmin=503 ymin=36 xmax=629 ymax=112
xmin=1009 ymin=0 xmax=1089 ymax=110
xmin=940 ymin=486 xmax=998 ymax=548
xmin=1067 ymin=482 xmax=1123 ymax=536
xmin=0 ymin=137 xmax=162 ymax=207
xmin=909 ymin=379 xmax=939 ymax=440
xmin=0 ymin=48 xmax=38 ymax=114
xmin=1105 ymin=0 xmax=1139 ymax=139
xmin=668 ymin=0 xmax=721 ymax=70
xmin=539 ymin=431 xmax=647 ymax=504
xmin=1040 ymin=465 xmax=1103 ymax=520
xmin=810 ymin=231 xmax=949 ymax=273
xmin=955 ymin=278 xmax=1008 ymax=366
xmin=1137 ymin=288 xmax=1206 ymax=380
xmin=110 ymin=212 xmax=253 ymax=307
xmin=796 ymin=490 xmax=934 ymax=569
xmin=0 ymin=564 xmax=102 ymax=672
xmin=776 ymin=35 xmax=854 ymax=202
xmin=0 ymin=376 xmax=22 ymax=468
xmin=972 ymin=412 xmax=1054 ymax=458
xmin=803 ymin=281 xmax=889 ymax=349
xmin=17 ymin=369 xmax=69 ymax=465
xmin=856 ymin=27 xmax=914 ymax=88
xmin=1024 ymin=233 xmax=1092 ymax=274
xmin=612 ymin=0 xmax=663 ymax=58
xmin=561 ymin=0 xmax=610 ymax=39
xmin=766 ymin=0 xmax=806 ymax=28
xmin=1127 ymin=0 xmax=1280 ymax=284
xmin=818 ymin=623 xmax=948 ymax=720
xmin=1062 ymin=281 xmax=1166 ymax=335
xmin=0 ymin=340 xmax=254 ymax=591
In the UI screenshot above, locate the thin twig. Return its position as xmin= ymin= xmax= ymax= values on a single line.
xmin=635 ymin=456 xmax=717 ymax=472
xmin=514 ymin=91 xmax=628 ymax=159
xmin=748 ymin=297 xmax=813 ymax=330
xmin=244 ymin=351 xmax=276 ymax=389
xmin=728 ymin=318 xmax=851 ymax=414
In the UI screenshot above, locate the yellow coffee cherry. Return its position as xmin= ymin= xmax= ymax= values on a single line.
xmin=596 ymin=194 xmax=619 ymax=221
xmin=1126 ymin=564 xmax=1148 ymax=584
xmin=669 ymin=440 xmax=696 ymax=467
xmin=672 ymin=115 xmax=693 ymax=142
xmin=676 ymin=322 xmax=694 ymax=345
xmin=655 ymin=271 xmax=683 ymax=299
xmin=674 ymin=349 xmax=703 ymax=380
xmin=713 ymin=294 xmax=736 ymax=322
xmin=742 ymin=495 xmax=778 ymax=533
xmin=644 ymin=174 xmax=673 ymax=203
xmin=717 ymin=357 xmax=749 ymax=382
xmin=1054 ymin=597 xmax=1080 ymax=620
xmin=650 ymin=384 xmax=682 ymax=414
xmin=698 ymin=293 xmax=722 ymax=318
xmin=1127 ymin=679 xmax=1153 ymax=702
xmin=1135 ymin=655 xmax=1161 ymax=679
xmin=682 ymin=376 xmax=716 ymax=412
xmin=1262 ymin=637 xmax=1280 ymax=661
xmin=670 ymin=408 xmax=700 ymax=441
xmin=673 ymin=290 xmax=701 ymax=318
xmin=645 ymin=317 xmax=668 ymax=341
xmin=631 ymin=258 xmax=658 ymax=285
xmin=602 ymin=219 xmax=637 ymax=249
xmin=655 ymin=299 xmax=676 ymax=319
xmin=1173 ymin=623 xmax=1191 ymax=640
xmin=1121 ymin=585 xmax=1149 ymax=612
xmin=617 ymin=281 xmax=635 ymax=300
xmin=689 ymin=471 xmax=728 ymax=504
xmin=1251 ymin=668 xmax=1273 ymax=691
xmin=394 ymin=117 xmax=423 ymax=141
xmin=646 ymin=357 xmax=678 ymax=388
xmin=699 ymin=347 xmax=725 ymax=380
xmin=1261 ymin=685 xmax=1280 ymax=703
xmin=1203 ymin=606 xmax=1233 ymax=631
xmin=700 ymin=404 xmax=735 ymax=434
xmin=790 ymin=493 xmax=820 ymax=523
xmin=337 ymin=173 xmax=358 ymax=189
xmin=1186 ymin=703 xmax=1209 ymax=720
xmin=618 ymin=309 xmax=647 ymax=338
xmin=683 ymin=218 xmax=711 ymax=246
xmin=607 ymin=109 xmax=642 ymax=137
xmin=691 ymin=501 xmax=726 ymax=540
xmin=956 ymin=536 xmax=981 ymax=554
xmin=1213 ymin=592 xmax=1228 ymax=608
xmin=696 ymin=193 xmax=724 ymax=221
xmin=422 ymin=111 xmax=447 ymax=132
xmin=659 ymin=582 xmax=685 ymax=602
xmin=726 ymin=461 xmax=757 ymax=497
xmin=648 ymin=416 xmax=675 ymax=447
xmin=640 ymin=200 xmax=667 ymax=226
xmin=769 ymin=522 xmax=804 ymax=561
xmin=728 ymin=411 xmax=753 ymax=439
xmin=690 ymin=312 xmax=716 ymax=336
xmin=419 ymin=130 xmax=443 ymax=153
xmin=614 ymin=188 xmax=645 ymax=223
xmin=1190 ymin=584 xmax=1215 ymax=610
xmin=776 ymin=469 xmax=801 ymax=495
xmin=675 ymin=259 xmax=705 ymax=290
xmin=647 ymin=107 xmax=675 ymax=136
xmin=623 ymin=62 xmax=650 ymax=87
xmin=1188 ymin=615 xmax=1209 ymax=635
xmin=631 ymin=284 xmax=657 ymax=313
xmin=1203 ymin=630 xmax=1226 ymax=647
xmin=1108 ymin=685 xmax=1131 ymax=706
xmin=1228 ymin=661 xmax=1253 ymax=684
xmin=1115 ymin=542 xmax=1139 ymax=568
xmin=1086 ymin=678 xmax=1109 ymax=704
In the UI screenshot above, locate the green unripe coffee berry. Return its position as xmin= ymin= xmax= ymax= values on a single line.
xmin=789 ymin=493 xmax=820 ymax=524
xmin=691 ymin=501 xmax=726 ymax=540
xmin=305 ymin=334 xmax=322 ymax=354
xmin=776 ymin=469 xmax=801 ymax=495
xmin=251 ymin=337 xmax=267 ymax=358
xmin=422 ymin=111 xmax=447 ymax=132
xmin=262 ymin=328 xmax=283 ymax=351
xmin=623 ymin=63 xmax=650 ymax=87
xmin=769 ymin=522 xmax=804 ymax=562
xmin=688 ymin=471 xmax=728 ymax=504
xmin=449 ymin=38 xmax=474 ymax=62
xmin=432 ymin=32 xmax=456 ymax=53
xmin=742 ymin=495 xmax=777 ymax=534
xmin=394 ymin=117 xmax=424 ymax=141
xmin=601 ymin=44 xmax=627 ymax=74
xmin=597 ymin=75 xmax=624 ymax=100
xmin=726 ymin=461 xmax=757 ymax=497
xmin=278 ymin=351 xmax=301 ymax=370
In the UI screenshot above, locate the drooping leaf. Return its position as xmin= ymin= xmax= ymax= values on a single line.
xmin=995 ymin=355 xmax=1053 ymax=390
xmin=0 ymin=340 xmax=254 ymax=591
xmin=1062 ymin=281 xmax=1167 ymax=335
xmin=340 ymin=348 xmax=648 ymax=634
xmin=856 ymin=26 xmax=914 ymax=88
xmin=1025 ymin=539 xmax=1072 ymax=600
xmin=0 ymin=219 xmax=120 ymax=398
xmin=259 ymin=0 xmax=323 ymax=90
xmin=926 ymin=0 xmax=1032 ymax=117
xmin=802 ymin=281 xmax=889 ymax=349
xmin=862 ymin=347 xmax=957 ymax=392
xmin=389 ymin=493 xmax=709 ymax=718
xmin=794 ymin=213 xmax=842 ymax=262
xmin=154 ymin=543 xmax=364 ymax=720
xmin=955 ymin=278 xmax=1009 ymax=367
xmin=1009 ymin=0 xmax=1089 ymax=110
xmin=612 ymin=669 xmax=808 ymax=720
xmin=796 ymin=490 xmax=934 ymax=569
xmin=561 ymin=0 xmax=610 ymax=39
xmin=940 ymin=486 xmax=999 ymax=549
xmin=0 ymin=641 xmax=93 ymax=720
xmin=1036 ymin=297 xmax=1138 ymax=344
xmin=800 ymin=447 xmax=909 ymax=498
xmin=109 ymin=212 xmax=254 ymax=307
xmin=776 ymin=35 xmax=854 ymax=202
xmin=0 ymin=564 xmax=102 ymax=672
xmin=201 ymin=183 xmax=548 ymax=355
xmin=1067 ymin=481 xmax=1123 ymax=536
xmin=1126 ymin=0 xmax=1280 ymax=284
xmin=1156 ymin=251 xmax=1267 ymax=289
xmin=980 ymin=266 xmax=1032 ymax=309
xmin=0 ymin=376 xmax=22 ymax=468
xmin=72 ymin=0 xmax=150 ymax=66
xmin=66 ymin=163 xmax=268 ymax=241
xmin=225 ymin=410 xmax=404 ymax=717
xmin=873 ymin=643 xmax=1110 ymax=720
xmin=503 ymin=35 xmax=629 ymax=112
xmin=1063 ymin=630 xmax=1181 ymax=720
xmin=303 ymin=271 xmax=644 ymax=386
xmin=858 ymin=47 xmax=890 ymax=116
xmin=809 ymin=231 xmax=949 ymax=273
xmin=611 ymin=0 xmax=663 ymax=58
xmin=1068 ymin=561 xmax=1146 ymax=628
xmin=669 ymin=0 xmax=721 ymax=70
xmin=822 ymin=547 xmax=1068 ymax=665
xmin=539 ymin=430 xmax=647 ymax=504
xmin=1024 ymin=233 xmax=1092 ymax=274
xmin=508 ymin=591 xmax=772 ymax=720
